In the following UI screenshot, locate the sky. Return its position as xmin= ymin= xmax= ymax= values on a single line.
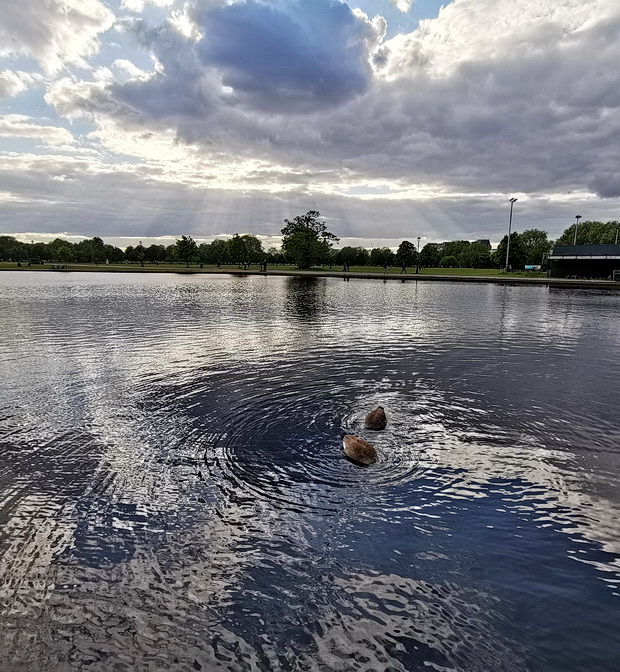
xmin=1 ymin=0 xmax=619 ymax=250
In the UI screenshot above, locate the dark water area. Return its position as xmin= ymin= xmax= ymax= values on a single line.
xmin=0 ymin=272 xmax=619 ymax=671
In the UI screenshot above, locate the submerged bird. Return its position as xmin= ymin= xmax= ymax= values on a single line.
xmin=342 ymin=433 xmax=377 ymax=465
xmin=364 ymin=406 xmax=387 ymax=430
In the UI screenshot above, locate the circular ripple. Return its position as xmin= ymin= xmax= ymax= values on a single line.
xmin=201 ymin=379 xmax=423 ymax=514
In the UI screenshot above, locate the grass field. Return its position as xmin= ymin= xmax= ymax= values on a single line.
xmin=0 ymin=261 xmax=548 ymax=278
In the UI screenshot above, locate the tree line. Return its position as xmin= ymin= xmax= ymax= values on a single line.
xmin=1 ymin=215 xmax=617 ymax=269
xmin=0 ymin=234 xmax=275 ymax=267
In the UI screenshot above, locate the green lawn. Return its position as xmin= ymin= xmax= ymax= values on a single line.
xmin=0 ymin=261 xmax=547 ymax=278
xmin=317 ymin=265 xmax=547 ymax=278
xmin=0 ymin=262 xmax=297 ymax=273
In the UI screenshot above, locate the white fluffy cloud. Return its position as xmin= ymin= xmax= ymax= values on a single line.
xmin=0 ymin=114 xmax=76 ymax=147
xmin=389 ymin=0 xmax=414 ymax=13
xmin=0 ymin=70 xmax=40 ymax=98
xmin=0 ymin=0 xmax=114 ymax=73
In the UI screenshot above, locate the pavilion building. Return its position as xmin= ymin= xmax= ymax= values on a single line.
xmin=548 ymin=244 xmax=620 ymax=279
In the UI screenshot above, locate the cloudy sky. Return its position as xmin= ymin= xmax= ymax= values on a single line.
xmin=1 ymin=0 xmax=619 ymax=250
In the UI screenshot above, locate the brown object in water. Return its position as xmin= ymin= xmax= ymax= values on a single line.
xmin=364 ymin=406 xmax=387 ymax=430
xmin=342 ymin=434 xmax=377 ymax=465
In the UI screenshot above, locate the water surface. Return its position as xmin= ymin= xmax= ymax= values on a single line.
xmin=0 ymin=272 xmax=619 ymax=671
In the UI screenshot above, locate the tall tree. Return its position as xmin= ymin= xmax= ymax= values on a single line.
xmin=175 ymin=235 xmax=198 ymax=267
xmin=520 ymin=229 xmax=551 ymax=265
xmin=105 ymin=244 xmax=125 ymax=263
xmin=370 ymin=247 xmax=394 ymax=267
xmin=144 ymin=244 xmax=166 ymax=263
xmin=75 ymin=237 xmax=105 ymax=264
xmin=493 ymin=232 xmax=526 ymax=269
xmin=395 ymin=240 xmax=417 ymax=267
xmin=228 ymin=234 xmax=246 ymax=266
xmin=239 ymin=234 xmax=264 ymax=263
xmin=209 ymin=239 xmax=229 ymax=264
xmin=281 ymin=211 xmax=339 ymax=268
xmin=419 ymin=243 xmax=440 ymax=267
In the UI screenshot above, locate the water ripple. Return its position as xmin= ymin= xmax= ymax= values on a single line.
xmin=1 ymin=273 xmax=620 ymax=671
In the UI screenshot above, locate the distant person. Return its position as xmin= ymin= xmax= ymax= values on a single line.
xmin=216 ymin=259 xmax=221 ymax=268
xmin=260 ymin=259 xmax=267 ymax=272
xmin=383 ymin=262 xmax=388 ymax=274
xmin=343 ymin=261 xmax=350 ymax=272
xmin=400 ymin=262 xmax=407 ymax=274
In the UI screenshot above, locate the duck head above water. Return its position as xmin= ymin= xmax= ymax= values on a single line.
xmin=364 ymin=406 xmax=387 ymax=430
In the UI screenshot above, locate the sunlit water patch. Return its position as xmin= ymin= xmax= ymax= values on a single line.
xmin=0 ymin=272 xmax=619 ymax=671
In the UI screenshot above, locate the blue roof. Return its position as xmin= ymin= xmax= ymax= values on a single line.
xmin=551 ymin=244 xmax=620 ymax=257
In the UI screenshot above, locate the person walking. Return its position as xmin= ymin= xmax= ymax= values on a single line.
xmin=400 ymin=262 xmax=407 ymax=274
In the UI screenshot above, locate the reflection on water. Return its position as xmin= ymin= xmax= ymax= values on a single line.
xmin=0 ymin=272 xmax=619 ymax=671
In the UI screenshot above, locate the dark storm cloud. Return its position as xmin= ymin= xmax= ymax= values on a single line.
xmin=590 ymin=174 xmax=620 ymax=199
xmin=109 ymin=20 xmax=220 ymax=120
xmin=193 ymin=0 xmax=371 ymax=111
xmin=110 ymin=0 xmax=374 ymax=120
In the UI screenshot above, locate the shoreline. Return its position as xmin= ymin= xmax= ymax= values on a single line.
xmin=2 ymin=264 xmax=619 ymax=290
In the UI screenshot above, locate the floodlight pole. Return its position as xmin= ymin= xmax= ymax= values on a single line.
xmin=416 ymin=236 xmax=421 ymax=273
xmin=573 ymin=215 xmax=582 ymax=245
xmin=504 ymin=198 xmax=518 ymax=272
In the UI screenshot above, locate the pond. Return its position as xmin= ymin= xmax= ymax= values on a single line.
xmin=0 ymin=272 xmax=619 ymax=671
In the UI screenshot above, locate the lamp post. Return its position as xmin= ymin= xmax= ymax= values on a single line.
xmin=573 ymin=215 xmax=582 ymax=245
xmin=416 ymin=236 xmax=421 ymax=273
xmin=615 ymin=223 xmax=619 ymax=245
xmin=504 ymin=198 xmax=517 ymax=272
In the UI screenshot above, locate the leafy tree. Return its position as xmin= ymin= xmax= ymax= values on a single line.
xmin=420 ymin=243 xmax=441 ymax=267
xmin=105 ymin=244 xmax=125 ymax=263
xmin=0 ymin=236 xmax=17 ymax=260
xmin=555 ymin=220 xmax=620 ymax=246
xmin=281 ymin=210 xmax=339 ymax=269
xmin=144 ymin=244 xmax=166 ymax=263
xmin=10 ymin=245 xmax=28 ymax=262
xmin=53 ymin=241 xmax=75 ymax=263
xmin=469 ymin=249 xmax=492 ymax=269
xmin=30 ymin=242 xmax=47 ymax=262
xmin=228 ymin=234 xmax=246 ymax=266
xmin=209 ymin=239 xmax=230 ymax=264
xmin=442 ymin=240 xmax=470 ymax=261
xmin=370 ymin=247 xmax=394 ymax=267
xmin=75 ymin=237 xmax=106 ymax=264
xmin=520 ymin=229 xmax=551 ymax=265
xmin=197 ymin=242 xmax=210 ymax=265
xmin=267 ymin=246 xmax=283 ymax=265
xmin=395 ymin=240 xmax=417 ymax=267
xmin=336 ymin=246 xmax=370 ymax=267
xmin=494 ymin=232 xmax=526 ymax=270
xmin=175 ymin=235 xmax=198 ymax=267
xmin=240 ymin=234 xmax=264 ymax=263
xmin=441 ymin=255 xmax=458 ymax=267
xmin=165 ymin=244 xmax=178 ymax=264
